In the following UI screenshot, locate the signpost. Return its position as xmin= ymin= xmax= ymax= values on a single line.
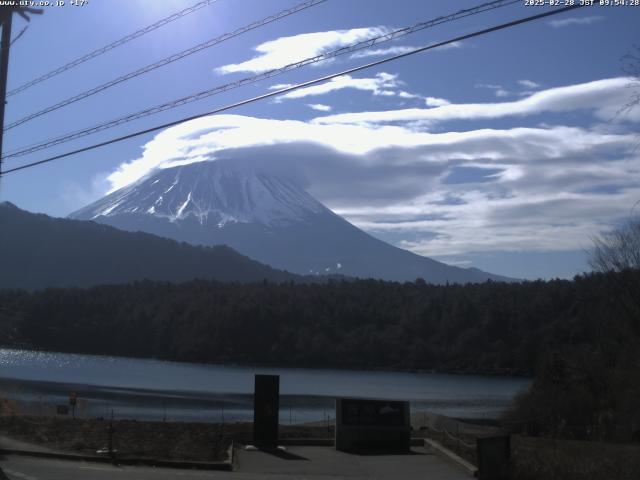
xmin=253 ymin=374 xmax=279 ymax=448
xmin=69 ymin=392 xmax=77 ymax=419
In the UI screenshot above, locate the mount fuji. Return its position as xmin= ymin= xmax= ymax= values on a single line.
xmin=70 ymin=161 xmax=511 ymax=284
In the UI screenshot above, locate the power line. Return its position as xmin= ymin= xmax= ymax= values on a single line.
xmin=1 ymin=3 xmax=584 ymax=177
xmin=3 ymin=0 xmax=519 ymax=159
xmin=4 ymin=0 xmax=327 ymax=131
xmin=6 ymin=0 xmax=219 ymax=98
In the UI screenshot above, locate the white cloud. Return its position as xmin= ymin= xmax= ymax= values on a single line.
xmin=268 ymin=83 xmax=294 ymax=90
xmin=60 ymin=173 xmax=110 ymax=213
xmin=475 ymin=83 xmax=503 ymax=90
xmin=475 ymin=83 xmax=511 ymax=97
xmin=349 ymin=41 xmax=463 ymax=59
xmin=436 ymin=41 xmax=463 ymax=50
xmin=350 ymin=45 xmax=417 ymax=59
xmin=216 ymin=27 xmax=389 ymax=74
xmin=269 ymin=72 xmax=448 ymax=109
xmin=398 ymin=91 xmax=420 ymax=99
xmin=518 ymin=79 xmax=540 ymax=89
xmin=424 ymin=97 xmax=450 ymax=107
xmin=337 ymin=166 xmax=640 ymax=257
xmin=548 ymin=16 xmax=604 ymax=28
xmin=275 ymin=72 xmax=401 ymax=101
xmin=217 ymin=28 xmax=463 ymax=75
xmin=109 ymin=115 xmax=633 ymax=198
xmin=314 ymin=77 xmax=638 ymax=125
xmin=475 ymin=83 xmax=512 ymax=98
xmin=307 ymin=103 xmax=332 ymax=112
xmin=104 ymin=76 xmax=640 ymax=260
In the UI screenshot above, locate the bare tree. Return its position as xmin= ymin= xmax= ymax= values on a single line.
xmin=618 ymin=44 xmax=640 ymax=154
xmin=590 ymin=216 xmax=640 ymax=272
xmin=620 ymin=45 xmax=640 ymax=120
xmin=596 ymin=45 xmax=640 ymax=272
xmin=589 ymin=216 xmax=640 ymax=334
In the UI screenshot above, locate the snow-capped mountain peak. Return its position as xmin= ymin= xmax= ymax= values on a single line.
xmin=70 ymin=159 xmax=512 ymax=284
xmin=73 ymin=161 xmax=327 ymax=227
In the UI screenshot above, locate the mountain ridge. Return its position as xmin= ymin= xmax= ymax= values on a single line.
xmin=0 ymin=201 xmax=314 ymax=290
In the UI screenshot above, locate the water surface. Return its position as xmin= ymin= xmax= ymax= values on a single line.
xmin=0 ymin=348 xmax=529 ymax=423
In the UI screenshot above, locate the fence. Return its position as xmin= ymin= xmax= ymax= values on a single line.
xmin=0 ymin=412 xmax=233 ymax=461
xmin=0 ymin=390 xmax=336 ymax=424
xmin=414 ymin=412 xmax=507 ymax=465
xmin=0 ymin=393 xmax=335 ymax=462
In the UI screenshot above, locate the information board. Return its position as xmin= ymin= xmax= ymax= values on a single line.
xmin=335 ymin=397 xmax=410 ymax=452
xmin=341 ymin=398 xmax=406 ymax=426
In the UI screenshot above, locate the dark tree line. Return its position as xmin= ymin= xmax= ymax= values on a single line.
xmin=1 ymin=269 xmax=638 ymax=377
xmin=505 ymin=218 xmax=640 ymax=442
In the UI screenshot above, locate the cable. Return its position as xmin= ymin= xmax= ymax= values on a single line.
xmin=3 ymin=0 xmax=519 ymax=158
xmin=10 ymin=25 xmax=28 ymax=47
xmin=4 ymin=0 xmax=327 ymax=131
xmin=3 ymin=0 xmax=517 ymax=152
xmin=2 ymin=3 xmax=584 ymax=176
xmin=6 ymin=0 xmax=221 ymax=98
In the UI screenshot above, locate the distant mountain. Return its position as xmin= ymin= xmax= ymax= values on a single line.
xmin=70 ymin=160 xmax=513 ymax=284
xmin=0 ymin=202 xmax=303 ymax=290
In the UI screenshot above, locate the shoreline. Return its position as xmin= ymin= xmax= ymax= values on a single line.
xmin=0 ymin=345 xmax=533 ymax=379
xmin=1 ymin=376 xmax=514 ymax=423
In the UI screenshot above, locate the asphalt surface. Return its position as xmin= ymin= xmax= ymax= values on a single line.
xmin=1 ymin=456 xmax=226 ymax=480
xmin=236 ymin=445 xmax=470 ymax=479
xmin=1 ymin=446 xmax=471 ymax=479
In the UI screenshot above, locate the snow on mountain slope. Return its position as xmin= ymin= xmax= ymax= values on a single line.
xmin=73 ymin=161 xmax=326 ymax=227
xmin=70 ymin=160 xmax=513 ymax=284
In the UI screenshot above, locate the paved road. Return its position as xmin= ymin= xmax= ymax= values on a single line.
xmin=236 ymin=445 xmax=471 ymax=479
xmin=0 ymin=456 xmax=228 ymax=480
xmin=1 ymin=446 xmax=471 ymax=479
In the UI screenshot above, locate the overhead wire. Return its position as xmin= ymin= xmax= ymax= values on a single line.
xmin=3 ymin=0 xmax=520 ymax=159
xmin=3 ymin=0 xmax=328 ymax=131
xmin=1 ymin=3 xmax=584 ymax=176
xmin=6 ymin=0 xmax=220 ymax=97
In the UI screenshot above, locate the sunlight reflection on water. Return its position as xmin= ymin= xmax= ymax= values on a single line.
xmin=1 ymin=348 xmax=530 ymax=421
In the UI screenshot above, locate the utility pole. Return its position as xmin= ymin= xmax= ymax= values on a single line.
xmin=0 ymin=6 xmax=42 ymax=191
xmin=0 ymin=9 xmax=13 ymax=190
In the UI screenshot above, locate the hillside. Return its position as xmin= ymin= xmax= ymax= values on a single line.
xmin=0 ymin=202 xmax=302 ymax=290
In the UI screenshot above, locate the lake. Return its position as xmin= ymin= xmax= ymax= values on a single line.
xmin=0 ymin=348 xmax=529 ymax=423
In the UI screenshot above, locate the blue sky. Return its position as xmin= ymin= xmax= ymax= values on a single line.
xmin=1 ymin=0 xmax=639 ymax=280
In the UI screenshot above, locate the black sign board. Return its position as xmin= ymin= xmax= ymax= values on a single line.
xmin=342 ymin=398 xmax=405 ymax=427
xmin=335 ymin=397 xmax=410 ymax=452
xmin=253 ymin=374 xmax=279 ymax=448
xmin=477 ymin=436 xmax=511 ymax=480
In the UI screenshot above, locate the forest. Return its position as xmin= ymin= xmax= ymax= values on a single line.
xmin=1 ymin=269 xmax=638 ymax=377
